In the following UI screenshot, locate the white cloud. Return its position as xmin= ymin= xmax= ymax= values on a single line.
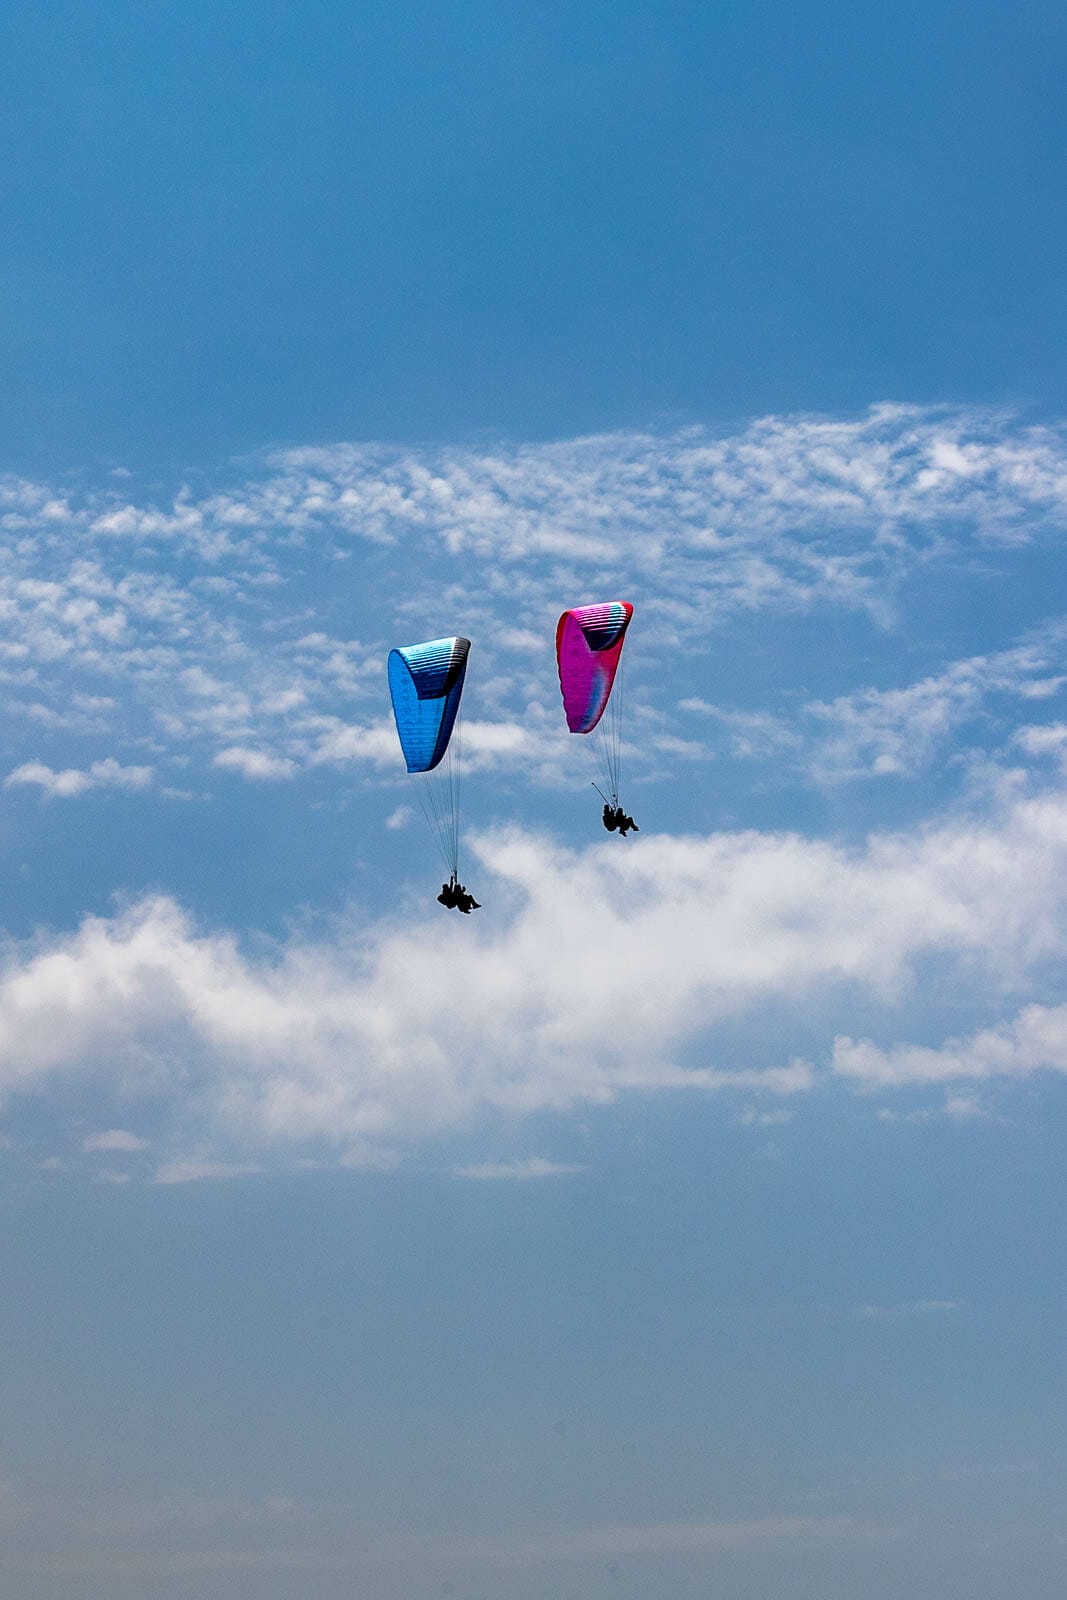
xmin=154 ymin=1157 xmax=264 ymax=1186
xmin=943 ymin=1091 xmax=987 ymax=1118
xmin=259 ymin=686 xmax=307 ymax=715
xmin=271 ymin=407 xmax=1067 ymax=579
xmin=212 ymin=746 xmax=298 ymax=781
xmin=836 ymin=1000 xmax=1067 ymax=1088
xmin=803 ymin=629 xmax=1067 ymax=781
xmin=452 ymin=1158 xmax=585 ymax=1180
xmin=1016 ymin=721 xmax=1067 ymax=755
xmin=82 ymin=1129 xmax=148 ymax=1153
xmin=4 ymin=757 xmax=152 ymax=798
xmin=5 ymin=762 xmax=94 ymax=798
xmin=0 ymin=785 xmax=1062 ymax=1170
xmin=16 ymin=403 xmax=1067 ymax=586
xmin=0 ymin=852 xmax=814 ymax=1173
xmin=685 ymin=623 xmax=1067 ymax=784
xmin=876 ymin=1091 xmax=991 ymax=1123
xmin=303 ymin=718 xmax=398 ymax=768
xmin=89 ymin=758 xmax=153 ymax=789
xmin=459 ymin=719 xmax=539 ymax=760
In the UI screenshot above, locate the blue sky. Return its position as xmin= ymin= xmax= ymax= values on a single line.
xmin=3 ymin=0 xmax=1066 ymax=470
xmin=1 ymin=3 xmax=1067 ymax=1596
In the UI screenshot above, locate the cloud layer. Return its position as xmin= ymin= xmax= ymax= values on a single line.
xmin=4 ymin=779 xmax=1067 ymax=1175
xmin=3 ymin=403 xmax=1067 ymax=794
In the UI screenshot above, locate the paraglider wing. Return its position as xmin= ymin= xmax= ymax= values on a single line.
xmin=388 ymin=636 xmax=470 ymax=772
xmin=555 ymin=601 xmax=633 ymax=734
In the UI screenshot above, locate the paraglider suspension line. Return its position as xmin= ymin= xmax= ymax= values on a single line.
xmin=589 ymin=652 xmax=625 ymax=808
xmin=415 ymin=710 xmax=463 ymax=879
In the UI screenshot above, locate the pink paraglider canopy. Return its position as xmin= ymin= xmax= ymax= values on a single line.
xmin=555 ymin=601 xmax=633 ymax=734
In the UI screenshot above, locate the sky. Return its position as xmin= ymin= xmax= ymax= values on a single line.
xmin=1 ymin=2 xmax=1066 ymax=1597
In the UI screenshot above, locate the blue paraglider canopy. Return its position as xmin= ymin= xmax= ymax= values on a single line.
xmin=387 ymin=636 xmax=470 ymax=773
xmin=387 ymin=635 xmax=471 ymax=883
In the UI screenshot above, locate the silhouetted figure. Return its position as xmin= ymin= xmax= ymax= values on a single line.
xmin=603 ymin=802 xmax=638 ymax=836
xmin=438 ymin=876 xmax=480 ymax=912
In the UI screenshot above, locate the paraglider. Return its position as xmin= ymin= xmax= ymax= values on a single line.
xmin=556 ymin=601 xmax=638 ymax=834
xmin=436 ymin=876 xmax=480 ymax=913
xmin=602 ymin=801 xmax=638 ymax=836
xmin=387 ymin=635 xmax=481 ymax=910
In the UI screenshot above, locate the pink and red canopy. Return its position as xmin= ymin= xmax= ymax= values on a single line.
xmin=555 ymin=601 xmax=633 ymax=733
